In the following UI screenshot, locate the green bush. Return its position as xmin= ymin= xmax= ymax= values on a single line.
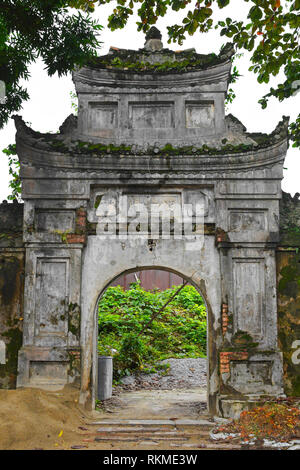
xmin=98 ymin=282 xmax=207 ymax=380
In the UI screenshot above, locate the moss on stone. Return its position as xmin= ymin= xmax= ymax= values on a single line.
xmin=277 ymin=251 xmax=300 ymax=397
xmin=67 ymin=349 xmax=81 ymax=380
xmin=87 ymin=46 xmax=224 ymax=74
xmin=52 ymin=229 xmax=71 ymax=243
xmin=65 ymin=140 xmax=263 ymax=157
xmin=68 ymin=303 xmax=81 ymax=339
xmin=27 ymin=116 xmax=289 ymax=157
xmin=222 ymin=330 xmax=259 ymax=352
xmin=0 ymin=318 xmax=23 ymax=389
xmin=278 ymin=255 xmax=300 ymax=296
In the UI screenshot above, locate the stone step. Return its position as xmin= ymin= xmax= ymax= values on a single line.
xmin=170 ymin=442 xmax=243 ymax=450
xmin=95 ymin=431 xmax=210 ymax=439
xmin=89 ymin=418 xmax=216 ymax=447
xmin=96 ymin=426 xmax=165 ymax=433
xmin=94 ymin=435 xmax=189 ymax=442
xmin=88 ymin=418 xmax=246 ymax=449
xmin=90 ymin=419 xmax=214 ymax=427
xmin=97 ymin=429 xmax=183 ymax=435
xmin=95 ymin=427 xmax=210 ymax=436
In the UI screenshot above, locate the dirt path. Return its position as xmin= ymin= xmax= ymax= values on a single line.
xmin=1 ymin=385 xmax=297 ymax=450
xmin=0 ymin=385 xmax=219 ymax=450
xmin=0 ymin=385 xmax=249 ymax=450
xmin=99 ymin=387 xmax=208 ymax=419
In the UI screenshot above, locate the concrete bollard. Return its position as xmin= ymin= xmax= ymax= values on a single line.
xmin=97 ymin=356 xmax=113 ymax=400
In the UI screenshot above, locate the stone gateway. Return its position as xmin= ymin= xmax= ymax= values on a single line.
xmin=0 ymin=30 xmax=299 ymax=418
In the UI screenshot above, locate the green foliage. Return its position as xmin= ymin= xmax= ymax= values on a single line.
xmin=225 ymin=55 xmax=243 ymax=108
xmin=2 ymin=144 xmax=21 ymax=201
xmin=289 ymin=114 xmax=300 ymax=148
xmin=68 ymin=0 xmax=98 ymax=12
xmin=70 ymin=90 xmax=78 ymax=115
xmin=98 ymin=282 xmax=207 ymax=380
xmin=0 ymin=0 xmax=102 ymax=128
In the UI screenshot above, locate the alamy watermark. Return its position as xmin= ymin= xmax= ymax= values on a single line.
xmin=291 ymin=340 xmax=300 ymax=365
xmin=94 ymin=195 xmax=205 ymax=250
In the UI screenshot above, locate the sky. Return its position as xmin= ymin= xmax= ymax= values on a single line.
xmin=0 ymin=2 xmax=299 ymax=201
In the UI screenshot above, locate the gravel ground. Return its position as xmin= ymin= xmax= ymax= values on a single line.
xmin=117 ymin=358 xmax=207 ymax=391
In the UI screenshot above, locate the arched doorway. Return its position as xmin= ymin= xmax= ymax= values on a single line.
xmin=79 ymin=231 xmax=221 ymax=415
xmin=94 ymin=267 xmax=209 ymax=417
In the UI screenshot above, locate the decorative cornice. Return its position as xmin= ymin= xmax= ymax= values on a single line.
xmin=73 ymin=61 xmax=232 ymax=92
xmin=16 ymin=136 xmax=287 ymax=175
xmin=13 ymin=114 xmax=289 ymax=179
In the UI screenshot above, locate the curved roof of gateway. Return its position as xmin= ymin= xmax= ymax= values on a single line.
xmin=12 ymin=27 xmax=290 ymax=160
xmin=13 ymin=113 xmax=289 ymax=158
xmin=85 ymin=42 xmax=235 ymax=75
xmin=72 ymin=27 xmax=234 ymax=89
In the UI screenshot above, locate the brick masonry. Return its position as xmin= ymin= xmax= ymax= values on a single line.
xmin=220 ymin=351 xmax=249 ymax=374
xmin=66 ymin=207 xmax=87 ymax=244
xmin=221 ymin=303 xmax=229 ymax=335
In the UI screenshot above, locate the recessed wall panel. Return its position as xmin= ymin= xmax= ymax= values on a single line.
xmin=229 ymin=210 xmax=266 ymax=232
xmin=36 ymin=210 xmax=75 ymax=233
xmin=35 ymin=259 xmax=69 ymax=337
xmin=233 ymin=258 xmax=265 ymax=338
xmin=185 ymin=101 xmax=215 ymax=129
xmin=129 ymin=102 xmax=174 ymax=129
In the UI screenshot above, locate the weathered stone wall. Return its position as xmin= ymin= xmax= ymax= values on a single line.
xmin=11 ymin=34 xmax=291 ymax=417
xmin=277 ymin=192 xmax=300 ymax=396
xmin=0 ymin=201 xmax=24 ymax=388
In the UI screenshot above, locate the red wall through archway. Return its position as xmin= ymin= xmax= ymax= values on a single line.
xmin=110 ymin=269 xmax=185 ymax=291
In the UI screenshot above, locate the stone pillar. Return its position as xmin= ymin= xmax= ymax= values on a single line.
xmin=214 ymin=176 xmax=285 ymax=418
xmin=17 ymin=199 xmax=87 ymax=389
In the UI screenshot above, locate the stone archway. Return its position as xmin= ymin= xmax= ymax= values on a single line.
xmin=12 ymin=31 xmax=288 ymax=418
xmin=87 ymin=264 xmax=217 ymax=414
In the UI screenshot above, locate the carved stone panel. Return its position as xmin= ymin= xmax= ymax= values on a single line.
xmin=29 ymin=361 xmax=69 ymax=385
xmin=233 ymin=258 xmax=265 ymax=339
xmin=22 ymin=180 xmax=88 ymax=199
xmin=125 ymin=192 xmax=181 ymax=212
xmin=218 ymin=181 xmax=278 ymax=197
xmin=229 ymin=210 xmax=266 ymax=232
xmin=230 ymin=361 xmax=272 ymax=393
xmin=226 ymin=206 xmax=270 ymax=242
xmin=35 ymin=258 xmax=69 ymax=339
xmin=88 ymin=101 xmax=118 ymax=137
xmin=185 ymin=101 xmax=215 ymax=129
xmin=129 ymin=101 xmax=175 ymax=129
xmin=35 ymin=210 xmax=75 ymax=233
